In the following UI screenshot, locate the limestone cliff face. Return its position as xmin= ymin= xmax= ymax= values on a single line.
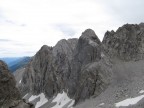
xmin=103 ymin=23 xmax=144 ymax=61
xmin=21 ymin=38 xmax=78 ymax=97
xmin=73 ymin=23 xmax=144 ymax=108
xmin=15 ymin=23 xmax=144 ymax=108
xmin=67 ymin=29 xmax=111 ymax=103
xmin=0 ymin=60 xmax=34 ymax=108
xmin=20 ymin=29 xmax=111 ymax=104
xmin=102 ymin=23 xmax=144 ymax=84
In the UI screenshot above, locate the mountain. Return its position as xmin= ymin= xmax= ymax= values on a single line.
xmin=17 ymin=29 xmax=111 ymax=108
xmin=9 ymin=57 xmax=31 ymax=72
xmin=76 ymin=23 xmax=144 ymax=108
xmin=14 ymin=23 xmax=144 ymax=108
xmin=0 ymin=60 xmax=34 ymax=108
xmin=0 ymin=57 xmax=20 ymax=65
xmin=0 ymin=57 xmax=31 ymax=72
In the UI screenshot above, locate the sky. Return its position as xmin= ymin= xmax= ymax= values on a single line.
xmin=0 ymin=0 xmax=144 ymax=57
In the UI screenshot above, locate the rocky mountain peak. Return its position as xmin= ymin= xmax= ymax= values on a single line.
xmin=14 ymin=23 xmax=144 ymax=108
xmin=53 ymin=38 xmax=78 ymax=61
xmin=80 ymin=29 xmax=101 ymax=46
xmin=74 ymin=29 xmax=102 ymax=65
xmin=103 ymin=23 xmax=144 ymax=61
xmin=81 ymin=29 xmax=96 ymax=37
xmin=39 ymin=45 xmax=52 ymax=52
xmin=18 ymin=28 xmax=112 ymax=107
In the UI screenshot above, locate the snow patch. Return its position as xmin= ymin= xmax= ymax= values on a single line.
xmin=52 ymin=91 xmax=75 ymax=108
xmin=99 ymin=103 xmax=104 ymax=106
xmin=28 ymin=93 xmax=48 ymax=108
xmin=68 ymin=100 xmax=75 ymax=108
xmin=139 ymin=90 xmax=144 ymax=94
xmin=29 ymin=94 xmax=39 ymax=102
xmin=115 ymin=94 xmax=144 ymax=107
xmin=89 ymin=40 xmax=98 ymax=46
xmin=35 ymin=93 xmax=48 ymax=108
xmin=19 ymin=79 xmax=21 ymax=84
xmin=23 ymin=93 xmax=28 ymax=99
xmin=101 ymin=53 xmax=105 ymax=57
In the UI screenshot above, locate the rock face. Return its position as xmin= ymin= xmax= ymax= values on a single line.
xmin=102 ymin=23 xmax=144 ymax=86
xmin=103 ymin=23 xmax=144 ymax=61
xmin=20 ymin=29 xmax=112 ymax=105
xmin=21 ymin=38 xmax=77 ymax=97
xmin=14 ymin=23 xmax=144 ymax=108
xmin=0 ymin=60 xmax=34 ymax=108
xmin=75 ymin=23 xmax=144 ymax=108
xmin=67 ymin=29 xmax=111 ymax=103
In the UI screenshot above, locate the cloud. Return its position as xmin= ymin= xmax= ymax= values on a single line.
xmin=0 ymin=39 xmax=12 ymax=42
xmin=5 ymin=20 xmax=15 ymax=24
xmin=0 ymin=0 xmax=143 ymax=57
xmin=97 ymin=0 xmax=144 ymax=23
xmin=53 ymin=24 xmax=76 ymax=37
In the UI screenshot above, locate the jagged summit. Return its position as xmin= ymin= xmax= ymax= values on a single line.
xmin=19 ymin=28 xmax=111 ymax=107
xmin=40 ymin=45 xmax=52 ymax=51
xmin=80 ymin=29 xmax=101 ymax=45
xmin=53 ymin=38 xmax=78 ymax=59
xmin=103 ymin=23 xmax=144 ymax=61
xmin=14 ymin=24 xmax=144 ymax=108
xmin=75 ymin=23 xmax=144 ymax=108
xmin=81 ymin=29 xmax=96 ymax=37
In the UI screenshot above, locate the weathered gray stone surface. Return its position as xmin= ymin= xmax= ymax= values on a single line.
xmin=14 ymin=67 xmax=26 ymax=87
xmin=0 ymin=60 xmax=34 ymax=108
xmin=15 ymin=23 xmax=144 ymax=108
xmin=19 ymin=29 xmax=111 ymax=105
xmin=103 ymin=23 xmax=144 ymax=61
xmin=75 ymin=23 xmax=144 ymax=108
xmin=67 ymin=29 xmax=111 ymax=103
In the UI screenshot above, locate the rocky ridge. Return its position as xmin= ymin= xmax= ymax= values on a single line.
xmin=0 ymin=60 xmax=34 ymax=108
xmin=16 ymin=23 xmax=144 ymax=108
xmin=19 ymin=29 xmax=111 ymax=107
xmin=75 ymin=23 xmax=144 ymax=108
xmin=103 ymin=23 xmax=144 ymax=61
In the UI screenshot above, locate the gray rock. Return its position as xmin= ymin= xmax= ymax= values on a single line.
xmin=75 ymin=23 xmax=144 ymax=108
xmin=67 ymin=29 xmax=109 ymax=102
xmin=20 ymin=39 xmax=78 ymax=98
xmin=0 ymin=60 xmax=20 ymax=107
xmin=102 ymin=23 xmax=144 ymax=61
xmin=74 ymin=58 xmax=112 ymax=103
xmin=14 ymin=67 xmax=25 ymax=87
xmin=17 ymin=23 xmax=144 ymax=108
xmin=19 ymin=29 xmax=111 ymax=105
xmin=0 ymin=60 xmax=34 ymax=108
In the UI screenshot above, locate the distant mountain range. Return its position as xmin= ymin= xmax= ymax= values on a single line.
xmin=0 ymin=57 xmax=31 ymax=72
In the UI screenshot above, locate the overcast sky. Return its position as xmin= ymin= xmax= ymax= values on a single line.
xmin=0 ymin=0 xmax=144 ymax=57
